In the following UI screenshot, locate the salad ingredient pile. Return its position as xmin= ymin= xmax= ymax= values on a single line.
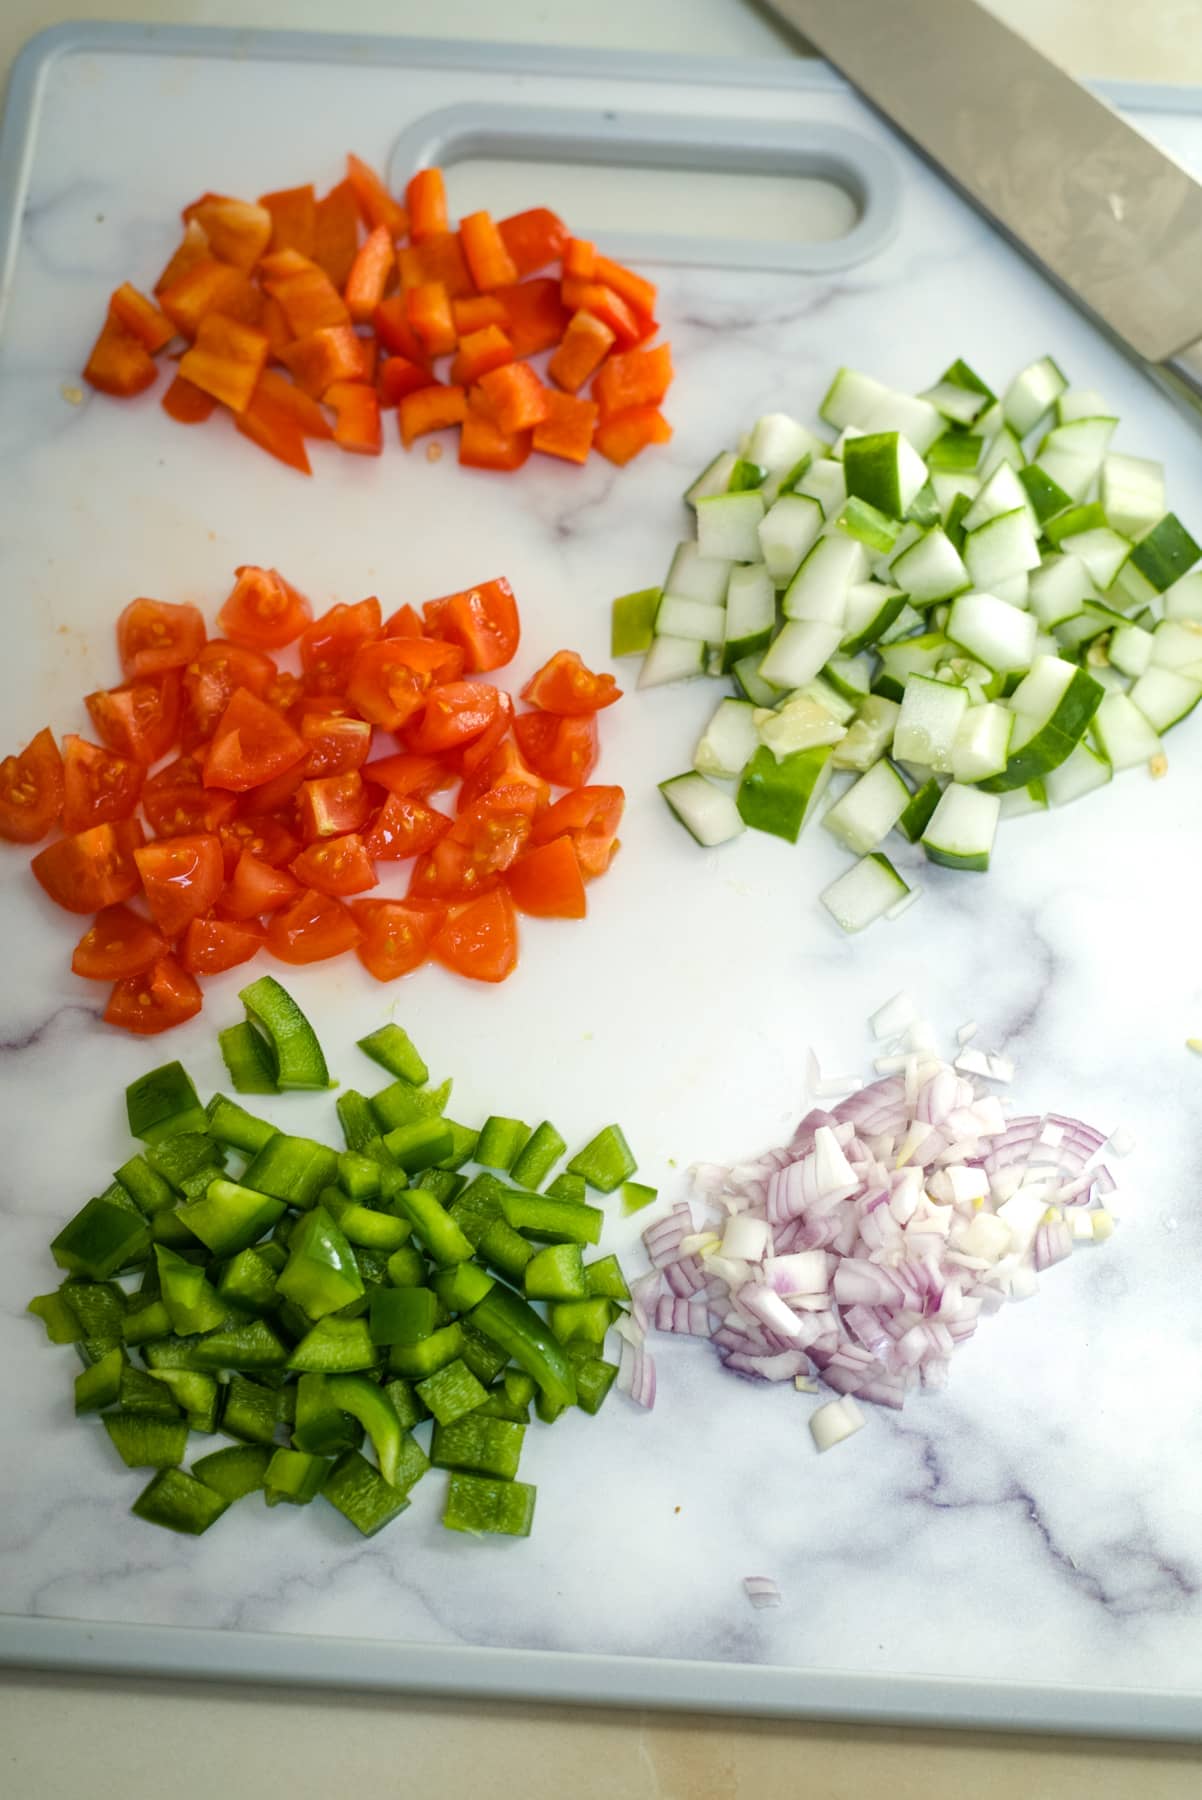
xmin=83 ymin=158 xmax=672 ymax=474
xmin=632 ymin=996 xmax=1123 ymax=1447
xmin=0 ymin=571 xmax=625 ymax=1028
xmin=621 ymin=355 xmax=1200 ymax=930
xmin=27 ymin=983 xmax=643 ymax=1539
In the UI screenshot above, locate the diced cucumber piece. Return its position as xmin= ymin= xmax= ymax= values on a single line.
xmin=843 ymin=431 xmax=928 ymax=519
xmin=878 ymin=632 xmax=948 ymax=687
xmin=951 ymin=702 xmax=1014 ymax=781
xmin=799 ymin=674 xmax=858 ymax=725
xmin=782 ymin=535 xmax=866 ymax=625
xmin=663 ymin=540 xmax=732 ymax=607
xmin=696 ymin=491 xmax=767 ymax=564
xmin=819 ymin=367 xmax=892 ymax=431
xmin=1038 ymin=415 xmax=1117 ymax=469
xmin=1059 ymin=526 xmax=1131 ymax=590
xmin=731 ymin=654 xmax=785 ymax=707
xmin=820 ymin=853 xmax=910 ymax=932
xmin=1108 ymin=622 xmax=1154 ymax=679
xmin=927 ymin=432 xmax=983 ymax=472
xmin=822 ymin=758 xmax=910 ymax=853
xmin=693 ymin=699 xmax=759 ymax=778
xmin=978 ymin=426 xmax=1025 ymax=479
xmin=1162 ymin=571 xmax=1202 ymax=620
xmin=991 ymin=572 xmax=1030 ymax=608
xmin=1044 ymin=739 xmax=1112 ymax=806
xmin=796 ymin=458 xmax=847 ymax=516
xmin=940 ymin=358 xmax=996 ymax=404
xmin=747 ymin=413 xmax=829 ymax=473
xmin=758 ymin=619 xmax=843 ymax=688
xmin=1055 ymin=386 xmax=1109 ymax=425
xmin=831 ymin=425 xmax=864 ymax=461
xmin=932 ymin=471 xmax=981 ymax=522
xmin=655 ymin=594 xmax=725 ymax=644
xmin=719 ymin=563 xmax=775 ymax=671
xmin=963 ymin=510 xmax=1041 ymax=591
xmin=877 ymin=600 xmax=925 ymax=644
xmin=831 ymin=695 xmax=900 ymax=771
xmin=1128 ymin=667 xmax=1202 ymax=733
xmin=891 ymin=525 xmax=969 ymax=603
xmin=946 ymin=591 xmax=1037 ymax=673
xmin=659 ymin=773 xmax=745 ymax=847
xmin=637 ymin=634 xmax=705 ymax=689
xmin=1034 ymin=449 xmax=1095 ymax=503
xmin=979 ymin=657 xmax=1104 ymax=791
xmin=1101 ymin=453 xmax=1165 ymax=540
xmin=757 ymin=493 xmax=824 ymax=585
xmin=921 ymin=783 xmax=1001 ymax=872
xmin=840 ymin=581 xmax=906 ymax=653
xmin=1150 ymin=618 xmax=1202 ymax=676
xmin=736 ymin=745 xmax=833 ymax=841
xmin=1002 ymin=355 xmax=1067 ymax=436
xmin=998 ymin=779 xmax=1048 ymax=819
xmin=611 ymin=587 xmax=660 ymax=658
xmin=684 ymin=450 xmax=739 ymax=508
xmin=861 ymin=390 xmax=944 ymax=456
xmin=823 ymin=654 xmax=872 ymax=704
xmin=756 ymin=693 xmax=846 ymax=757
xmin=920 ymin=380 xmax=990 ymax=426
xmin=1121 ymin=513 xmax=1201 ymax=601
xmin=892 ymin=673 xmax=969 ymax=772
xmin=1028 ymin=553 xmax=1096 ymax=628
xmin=1091 ymin=692 xmax=1162 ymax=769
xmin=895 ymin=775 xmax=943 ymax=842
xmin=836 ymin=496 xmax=902 ymax=553
xmin=962 ymin=463 xmax=1031 ymax=534
xmin=1018 ymin=463 xmax=1072 ymax=525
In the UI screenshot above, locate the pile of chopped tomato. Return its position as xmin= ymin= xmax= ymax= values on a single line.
xmin=0 ymin=571 xmax=625 ymax=1033
xmin=83 ymin=159 xmax=673 ymax=474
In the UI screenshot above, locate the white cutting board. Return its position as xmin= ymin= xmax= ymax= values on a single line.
xmin=2 ymin=26 xmax=1202 ymax=1738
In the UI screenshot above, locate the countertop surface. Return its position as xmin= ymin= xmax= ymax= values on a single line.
xmin=4 ymin=2 xmax=1202 ymax=1794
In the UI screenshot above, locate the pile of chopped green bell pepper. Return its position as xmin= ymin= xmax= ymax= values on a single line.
xmin=27 ymin=985 xmax=641 ymax=1544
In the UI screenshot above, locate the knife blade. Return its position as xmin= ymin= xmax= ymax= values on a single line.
xmin=759 ymin=0 xmax=1202 ymax=411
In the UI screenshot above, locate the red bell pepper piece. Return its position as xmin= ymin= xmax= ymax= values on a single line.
xmin=563 ymin=238 xmax=596 ymax=280
xmin=459 ymin=211 xmax=519 ymax=291
xmin=593 ymin=404 xmax=673 ymax=466
xmin=234 ymin=389 xmax=312 ymax=476
xmin=531 ymin=390 xmax=598 ymax=465
xmin=399 ymin=384 xmax=467 ymax=448
xmin=161 ymin=373 xmax=217 ymax=424
xmin=261 ymin=251 xmax=350 ymax=335
xmin=83 ymin=315 xmax=157 ymax=397
xmin=406 ymin=281 xmax=457 ymax=358
xmin=451 ymin=294 xmax=508 ymax=336
xmin=593 ymin=252 xmax=658 ymax=321
xmin=280 ymin=326 xmax=368 ymax=398
xmin=157 ymin=258 xmax=259 ymax=337
xmin=497 ymin=208 xmax=569 ymax=278
xmin=154 ymin=219 xmax=209 ymax=296
xmin=547 ymin=310 xmax=615 ymax=395
xmin=344 ymin=224 xmax=395 ymax=324
xmin=475 ymin=362 xmax=549 ymax=434
xmin=592 ymin=343 xmax=674 ymax=417
xmin=371 ymin=295 xmax=431 ymax=364
xmin=377 ymin=356 xmax=432 ymax=408
xmin=252 ymin=368 xmax=334 ymax=438
xmin=399 ymin=232 xmax=474 ymax=299
xmin=559 ymin=279 xmax=643 ymax=347
xmin=497 ymin=278 xmax=571 ymax=357
xmin=259 ymin=295 xmax=292 ymax=361
xmin=109 ymin=283 xmax=175 ymax=354
xmin=258 ymin=183 xmax=317 ymax=257
xmin=179 ymin=313 xmax=270 ymax=414
xmin=450 ymin=324 xmax=515 ymax=387
xmin=345 ymin=152 xmax=408 ymax=239
xmin=326 ymin=382 xmax=383 ymax=456
xmin=313 ymin=179 xmax=361 ymax=289
xmin=406 ymin=168 xmax=449 ymax=243
xmin=458 ymin=395 xmax=531 ymax=473
xmin=182 ymin=195 xmax=272 ymax=271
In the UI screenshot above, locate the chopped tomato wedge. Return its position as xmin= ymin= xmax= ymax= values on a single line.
xmin=350 ymin=897 xmax=446 ymax=981
xmin=61 ymin=734 xmax=144 ymax=833
xmin=513 ymin=711 xmax=599 ymax=788
xmin=432 ymin=888 xmax=519 ymax=984
xmin=521 ymin=650 xmax=621 ymax=716
xmin=265 ymin=888 xmax=361 ymax=964
xmin=222 ymin=848 xmax=301 ymax=919
xmin=408 ymin=789 xmax=534 ymax=900
xmin=346 ymin=637 xmax=464 ymax=729
xmin=179 ymin=914 xmax=265 ymax=974
xmin=364 ymin=794 xmax=450 ymax=860
xmin=290 ymin=832 xmax=377 ymax=897
xmin=530 ymin=784 xmax=624 ymax=878
xmin=299 ymin=709 xmax=372 ymax=778
xmin=203 ymin=687 xmax=307 ymax=793
xmin=117 ymin=598 xmax=206 ymax=680
xmin=104 ymin=955 xmax=203 ymax=1035
xmin=219 ymin=813 xmax=301 ymax=872
xmin=421 ymin=578 xmax=519 ymax=673
xmin=299 ymin=598 xmax=383 ymax=694
xmin=181 ymin=640 xmax=278 ymax=749
xmin=71 ymin=904 xmax=166 ymax=980
xmin=381 ymin=602 xmax=426 ymax=638
xmin=361 ymin=752 xmax=453 ymax=800
xmin=298 ymin=771 xmax=371 ymax=840
xmin=142 ymin=755 xmax=238 ymax=838
xmin=405 ymin=681 xmax=503 ymax=754
xmin=134 ymin=833 xmax=225 ymax=937
xmin=0 ymin=727 xmax=64 ymax=843
xmin=455 ymin=739 xmax=549 ymax=815
xmin=217 ymin=566 xmax=312 ymax=650
xmin=31 ymin=819 xmax=145 ymax=914
xmin=86 ymin=672 xmax=181 ymax=764
xmin=505 ymin=835 xmax=587 ymax=919
xmin=234 ymin=758 xmax=308 ymax=817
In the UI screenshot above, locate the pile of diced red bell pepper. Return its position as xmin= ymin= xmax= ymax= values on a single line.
xmin=0 ymin=570 xmax=626 ymax=1033
xmin=83 ymin=157 xmax=673 ymax=473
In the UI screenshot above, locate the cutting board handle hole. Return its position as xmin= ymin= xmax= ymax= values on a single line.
xmin=389 ymin=104 xmax=900 ymax=271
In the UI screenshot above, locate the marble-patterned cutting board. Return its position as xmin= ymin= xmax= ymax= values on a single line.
xmin=3 ymin=26 xmax=1202 ymax=1734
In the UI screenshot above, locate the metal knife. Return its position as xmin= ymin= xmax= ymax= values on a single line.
xmin=759 ymin=0 xmax=1202 ymax=416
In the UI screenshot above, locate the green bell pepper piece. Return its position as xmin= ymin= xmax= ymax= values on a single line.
xmin=510 ymin=1120 xmax=567 ymax=1190
xmin=620 ymin=1180 xmax=657 ymax=1215
xmin=322 ymin=1375 xmax=419 ymax=1491
xmin=319 ymin=1188 xmax=412 ymax=1253
xmin=150 ymin=1367 xmax=220 ymax=1432
xmin=276 ymin=1205 xmax=364 ymax=1320
xmin=369 ymin=1076 xmax=452 ymax=1133
xmin=357 ymin=1024 xmax=428 ymax=1086
xmin=432 ymin=1414 xmax=525 ymax=1480
xmin=205 ymin=1093 xmax=275 ymax=1155
xmin=383 ymin=1376 xmax=429 ymax=1430
xmin=385 ymin=1245 xmax=427 ymax=1288
xmin=291 ymin=1371 xmax=365 ymax=1456
xmin=475 ymin=1115 xmax=531 ymax=1173
xmin=369 ymin=1285 xmax=438 ymax=1346
xmin=583 ymin=1254 xmax=631 ymax=1302
xmin=218 ymin=1021 xmax=280 ymax=1095
xmin=74 ymin=1346 xmax=126 ymax=1413
xmin=435 ymin=1120 xmax=479 ymax=1171
xmin=337 ymin=1151 xmax=382 ymax=1202
xmin=571 ymin=1354 xmax=619 ymax=1415
xmin=501 ymin=1191 xmax=603 ymax=1247
xmin=544 ymin=1171 xmax=587 ymax=1203
xmin=176 ymin=1179 xmax=286 ymax=1257
xmin=458 ymin=1322 xmax=510 ymax=1386
xmin=524 ymin=1243 xmax=588 ymax=1301
xmin=119 ymin=1363 xmax=182 ymax=1418
xmin=286 ymin=1316 xmax=378 ymax=1374
xmin=476 ymin=1218 xmax=534 ymax=1284
xmin=122 ymin=1297 xmax=172 ymax=1345
xmin=381 ymin=1117 xmax=454 ymax=1175
xmin=549 ymin=1297 xmax=614 ymax=1347
xmin=215 ymin=1247 xmax=280 ymax=1315
xmin=221 ymin=1373 xmax=285 ymax=1445
xmin=242 ymin=1134 xmax=338 ymax=1208
xmin=469 ymin=1288 xmax=577 ymax=1409
xmin=336 ymin=1090 xmax=378 ymax=1152
xmin=51 ymin=1194 xmax=151 ymax=1281
xmin=192 ymin=1443 xmax=273 ymax=1502
xmin=238 ymin=975 xmax=329 ymax=1090
xmin=125 ymin=1062 xmax=207 ymax=1143
xmin=432 ymin=1262 xmax=495 ymax=1313
xmin=146 ymin=1132 xmax=225 ymax=1193
xmin=132 ymin=1467 xmax=229 ymax=1534
xmin=154 ymin=1245 xmax=228 ymax=1335
xmin=103 ymin=1413 xmax=189 ymax=1469
xmin=443 ymin=1472 xmax=536 ymax=1538
xmin=415 ymin=1358 xmax=488 ymax=1427
xmin=566 ymin=1124 xmax=638 ymax=1194
xmin=189 ymin=1316 xmax=290 ymax=1372
xmin=322 ymin=1449 xmax=410 ymax=1537
xmin=27 ymin=1290 xmax=83 ymax=1344
xmin=391 ymin=1186 xmax=475 ymax=1267
xmin=264 ymin=1448 xmax=330 ymax=1506
xmin=388 ymin=1321 xmax=463 ymax=1380
xmin=113 ymin=1155 xmax=176 ymax=1216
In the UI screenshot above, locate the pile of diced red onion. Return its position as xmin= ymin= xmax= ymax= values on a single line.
xmin=618 ymin=996 xmax=1126 ymax=1450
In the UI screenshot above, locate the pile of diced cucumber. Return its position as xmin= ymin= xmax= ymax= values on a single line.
xmin=613 ymin=356 xmax=1201 ymax=930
